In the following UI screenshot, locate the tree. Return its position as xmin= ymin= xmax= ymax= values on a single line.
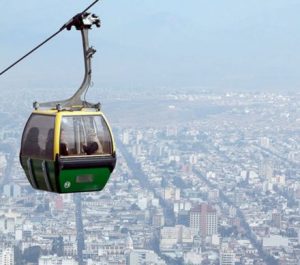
xmin=52 ymin=236 xmax=64 ymax=256
xmin=14 ymin=246 xmax=23 ymax=265
xmin=23 ymin=246 xmax=42 ymax=263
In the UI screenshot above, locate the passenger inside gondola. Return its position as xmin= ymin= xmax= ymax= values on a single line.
xmin=83 ymin=129 xmax=103 ymax=155
xmin=59 ymin=115 xmax=111 ymax=157
xmin=60 ymin=129 xmax=69 ymax=156
xmin=45 ymin=128 xmax=54 ymax=158
xmin=23 ymin=127 xmax=41 ymax=157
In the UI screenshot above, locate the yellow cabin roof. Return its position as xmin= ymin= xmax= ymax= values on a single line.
xmin=32 ymin=108 xmax=104 ymax=116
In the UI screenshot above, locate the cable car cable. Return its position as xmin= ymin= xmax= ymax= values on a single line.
xmin=0 ymin=0 xmax=99 ymax=77
xmin=0 ymin=30 xmax=62 ymax=76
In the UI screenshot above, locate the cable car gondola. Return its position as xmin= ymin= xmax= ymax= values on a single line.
xmin=19 ymin=10 xmax=116 ymax=193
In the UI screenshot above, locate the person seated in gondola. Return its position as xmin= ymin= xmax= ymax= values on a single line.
xmin=83 ymin=129 xmax=103 ymax=155
xmin=60 ymin=129 xmax=69 ymax=156
xmin=23 ymin=127 xmax=41 ymax=156
xmin=45 ymin=129 xmax=54 ymax=158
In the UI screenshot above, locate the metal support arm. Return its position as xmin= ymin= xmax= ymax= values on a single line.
xmin=35 ymin=12 xmax=101 ymax=111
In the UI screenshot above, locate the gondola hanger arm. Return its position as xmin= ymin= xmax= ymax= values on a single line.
xmin=36 ymin=11 xmax=101 ymax=110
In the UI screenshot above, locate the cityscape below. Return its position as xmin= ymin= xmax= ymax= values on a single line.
xmin=0 ymin=87 xmax=299 ymax=265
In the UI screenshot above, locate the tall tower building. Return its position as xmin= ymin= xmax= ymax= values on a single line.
xmin=189 ymin=203 xmax=218 ymax=237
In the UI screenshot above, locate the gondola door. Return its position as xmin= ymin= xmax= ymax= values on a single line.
xmin=57 ymin=114 xmax=114 ymax=193
xmin=20 ymin=113 xmax=58 ymax=192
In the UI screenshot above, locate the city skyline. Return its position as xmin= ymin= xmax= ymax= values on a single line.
xmin=0 ymin=87 xmax=298 ymax=264
xmin=0 ymin=1 xmax=299 ymax=265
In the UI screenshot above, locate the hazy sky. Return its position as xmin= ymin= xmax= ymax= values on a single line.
xmin=1 ymin=0 xmax=300 ymax=92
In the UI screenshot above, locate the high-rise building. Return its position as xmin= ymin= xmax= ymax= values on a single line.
xmin=0 ymin=216 xmax=15 ymax=234
xmin=220 ymin=245 xmax=235 ymax=265
xmin=208 ymin=189 xmax=219 ymax=201
xmin=260 ymin=136 xmax=270 ymax=148
xmin=160 ymin=225 xmax=196 ymax=250
xmin=54 ymin=195 xmax=64 ymax=211
xmin=0 ymin=248 xmax=14 ymax=265
xmin=177 ymin=210 xmax=189 ymax=226
xmin=136 ymin=130 xmax=143 ymax=144
xmin=183 ymin=247 xmax=202 ymax=265
xmin=163 ymin=187 xmax=180 ymax=201
xmin=189 ymin=203 xmax=218 ymax=237
xmin=259 ymin=160 xmax=274 ymax=180
xmin=127 ymin=249 xmax=166 ymax=265
xmin=189 ymin=154 xmax=198 ymax=165
xmin=272 ymin=211 xmax=281 ymax=229
xmin=3 ymin=183 xmax=21 ymax=198
xmin=122 ymin=130 xmax=130 ymax=145
xmin=0 ymin=154 xmax=7 ymax=180
xmin=38 ymin=256 xmax=78 ymax=265
xmin=152 ymin=211 xmax=165 ymax=227
xmin=125 ymin=232 xmax=134 ymax=252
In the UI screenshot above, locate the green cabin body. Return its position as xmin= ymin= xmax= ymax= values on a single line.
xmin=20 ymin=109 xmax=116 ymax=193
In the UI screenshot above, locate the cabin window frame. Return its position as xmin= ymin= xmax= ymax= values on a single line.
xmin=59 ymin=115 xmax=113 ymax=157
xmin=21 ymin=114 xmax=55 ymax=160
